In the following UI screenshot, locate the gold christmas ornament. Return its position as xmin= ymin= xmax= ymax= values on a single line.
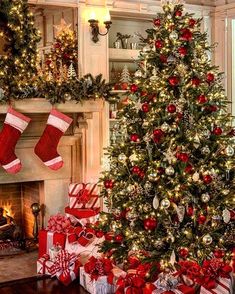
xmin=118 ymin=153 xmax=127 ymax=163
xmin=161 ymin=198 xmax=171 ymax=209
xmin=202 ymin=234 xmax=213 ymax=245
xmin=165 ymin=166 xmax=175 ymax=176
xmin=201 ymin=193 xmax=210 ymax=203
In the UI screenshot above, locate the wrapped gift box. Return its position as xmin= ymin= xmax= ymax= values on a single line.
xmin=68 ymin=183 xmax=100 ymax=209
xmin=67 ymin=213 xmax=99 ymax=227
xmin=39 ymin=229 xmax=67 ymax=258
xmin=65 ymin=236 xmax=104 ymax=265
xmin=80 ymin=266 xmax=115 ymax=294
xmin=37 ymin=254 xmax=54 ymax=275
xmin=199 ymin=277 xmax=233 ymax=294
xmin=65 ymin=206 xmax=100 ymax=219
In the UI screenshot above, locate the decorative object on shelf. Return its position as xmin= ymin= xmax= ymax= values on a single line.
xmin=116 ymin=32 xmax=132 ymax=49
xmin=120 ymin=65 xmax=131 ymax=90
xmin=88 ymin=10 xmax=112 ymax=43
xmin=31 ymin=203 xmax=41 ymax=241
xmin=130 ymin=42 xmax=138 ymax=50
xmin=114 ymin=41 xmax=121 ymax=49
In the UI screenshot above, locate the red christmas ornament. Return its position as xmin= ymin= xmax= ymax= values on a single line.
xmin=191 ymin=77 xmax=201 ymax=86
xmin=213 ymin=127 xmax=222 ymax=136
xmin=189 ymin=18 xmax=196 ymax=27
xmin=132 ymin=166 xmax=140 ymax=174
xmin=178 ymin=152 xmax=189 ymax=162
xmin=157 ymin=167 xmax=165 ymax=175
xmin=139 ymin=170 xmax=145 ymax=178
xmin=175 ymin=10 xmax=182 ymax=17
xmin=130 ymin=133 xmax=139 ymax=142
xmin=185 ymin=164 xmax=193 ymax=174
xmin=153 ymin=129 xmax=164 ymax=138
xmin=180 ymin=28 xmax=193 ymax=41
xmin=203 ymin=175 xmax=213 ymax=184
xmin=104 ymin=179 xmax=114 ymax=189
xmin=167 ymin=104 xmax=177 ymax=113
xmin=155 ymin=40 xmax=164 ymax=49
xmin=197 ymin=214 xmax=207 ymax=224
xmin=187 ymin=206 xmax=194 ymax=216
xmin=197 ymin=95 xmax=207 ymax=104
xmin=153 ymin=18 xmax=161 ymax=26
xmin=96 ymin=230 xmax=104 ymax=238
xmin=168 ymin=76 xmax=180 ymax=86
xmin=114 ymin=234 xmax=123 ymax=243
xmin=105 ymin=232 xmax=113 ymax=241
xmin=130 ymin=84 xmax=138 ymax=92
xmin=63 ymin=53 xmax=70 ymax=60
xmin=214 ymin=249 xmax=225 ymax=258
xmin=121 ymin=82 xmax=128 ymax=90
xmin=209 ymin=105 xmax=218 ymax=112
xmin=142 ymin=103 xmax=150 ymax=113
xmin=160 ymin=55 xmax=168 ymax=63
xmin=179 ymin=247 xmax=189 ymax=258
xmin=206 ymin=73 xmax=215 ymax=83
xmin=178 ymin=47 xmax=187 ymax=56
xmin=143 ymin=218 xmax=157 ymax=230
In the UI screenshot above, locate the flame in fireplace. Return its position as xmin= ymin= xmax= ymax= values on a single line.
xmin=0 ymin=201 xmax=14 ymax=218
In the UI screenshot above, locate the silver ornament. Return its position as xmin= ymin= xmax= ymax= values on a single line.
xmin=167 ymin=55 xmax=175 ymax=63
xmin=222 ymin=208 xmax=231 ymax=223
xmin=202 ymin=234 xmax=213 ymax=245
xmin=225 ymin=146 xmax=234 ymax=157
xmin=165 ymin=166 xmax=175 ymax=176
xmin=118 ymin=153 xmax=127 ymax=163
xmin=201 ymin=146 xmax=210 ymax=155
xmin=134 ymin=70 xmax=142 ymax=78
xmin=201 ymin=193 xmax=210 ymax=203
xmin=153 ymin=195 xmax=160 ymax=209
xmin=169 ymin=31 xmax=178 ymax=40
xmin=161 ymin=198 xmax=171 ymax=209
xmin=64 ymin=93 xmax=72 ymax=101
xmin=161 ymin=122 xmax=170 ymax=132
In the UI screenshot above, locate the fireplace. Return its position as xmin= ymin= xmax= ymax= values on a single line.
xmin=0 ymin=181 xmax=42 ymax=239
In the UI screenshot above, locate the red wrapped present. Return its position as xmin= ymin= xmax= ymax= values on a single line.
xmin=65 ymin=206 xmax=100 ymax=219
xmin=66 ymin=212 xmax=99 ymax=227
xmin=68 ymin=183 xmax=100 ymax=209
xmin=48 ymin=250 xmax=81 ymax=286
xmin=67 ymin=226 xmax=95 ymax=247
xmin=39 ymin=229 xmax=67 ymax=258
xmin=37 ymin=254 xmax=54 ymax=275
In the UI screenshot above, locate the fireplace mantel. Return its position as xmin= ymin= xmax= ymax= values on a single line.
xmin=0 ymin=98 xmax=109 ymax=222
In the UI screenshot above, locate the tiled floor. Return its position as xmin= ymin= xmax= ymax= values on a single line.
xmin=0 ymin=251 xmax=38 ymax=283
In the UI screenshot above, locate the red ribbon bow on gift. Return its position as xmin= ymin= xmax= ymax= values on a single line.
xmin=116 ymin=274 xmax=156 ymax=294
xmin=177 ymin=260 xmax=201 ymax=286
xmin=49 ymin=250 xmax=78 ymax=277
xmin=77 ymin=186 xmax=92 ymax=204
xmin=84 ymin=256 xmax=114 ymax=282
xmin=199 ymin=258 xmax=232 ymax=290
xmin=68 ymin=226 xmax=95 ymax=247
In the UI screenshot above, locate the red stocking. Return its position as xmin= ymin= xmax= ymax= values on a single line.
xmin=0 ymin=108 xmax=31 ymax=174
xmin=34 ymin=109 xmax=73 ymax=170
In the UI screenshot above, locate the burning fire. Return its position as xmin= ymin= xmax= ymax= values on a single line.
xmin=0 ymin=201 xmax=14 ymax=218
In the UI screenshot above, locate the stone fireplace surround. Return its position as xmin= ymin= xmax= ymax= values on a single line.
xmin=0 ymin=98 xmax=109 ymax=226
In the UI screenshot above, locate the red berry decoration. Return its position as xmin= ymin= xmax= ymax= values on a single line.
xmin=160 ymin=55 xmax=168 ymax=63
xmin=130 ymin=133 xmax=139 ymax=142
xmin=203 ymin=175 xmax=213 ymax=185
xmin=168 ymin=76 xmax=180 ymax=86
xmin=114 ymin=234 xmax=123 ymax=243
xmin=180 ymin=28 xmax=193 ymax=41
xmin=144 ymin=218 xmax=157 ymax=230
xmin=142 ymin=103 xmax=150 ymax=113
xmin=104 ymin=179 xmax=114 ymax=189
xmin=139 ymin=170 xmax=145 ymax=178
xmin=178 ymin=153 xmax=189 ymax=162
xmin=155 ymin=40 xmax=164 ymax=49
xmin=189 ymin=18 xmax=196 ymax=27
xmin=153 ymin=18 xmax=161 ymax=26
xmin=167 ymin=104 xmax=177 ymax=113
xmin=197 ymin=95 xmax=207 ymax=104
xmin=130 ymin=84 xmax=138 ymax=92
xmin=206 ymin=73 xmax=215 ymax=83
xmin=187 ymin=206 xmax=194 ymax=216
xmin=214 ymin=249 xmax=225 ymax=258
xmin=185 ymin=164 xmax=193 ymax=174
xmin=213 ymin=127 xmax=222 ymax=136
xmin=178 ymin=47 xmax=187 ymax=56
xmin=175 ymin=10 xmax=182 ymax=17
xmin=179 ymin=247 xmax=189 ymax=258
xmin=209 ymin=105 xmax=218 ymax=112
xmin=197 ymin=214 xmax=207 ymax=224
xmin=132 ymin=165 xmax=140 ymax=174
xmin=191 ymin=77 xmax=201 ymax=86
xmin=95 ymin=230 xmax=104 ymax=238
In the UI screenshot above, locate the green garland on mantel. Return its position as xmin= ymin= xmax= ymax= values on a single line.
xmin=0 ymin=0 xmax=117 ymax=104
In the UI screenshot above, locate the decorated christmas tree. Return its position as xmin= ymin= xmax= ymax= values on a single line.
xmin=43 ymin=19 xmax=78 ymax=81
xmin=97 ymin=0 xmax=235 ymax=280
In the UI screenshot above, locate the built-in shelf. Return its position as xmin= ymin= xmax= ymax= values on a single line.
xmin=109 ymin=48 xmax=139 ymax=62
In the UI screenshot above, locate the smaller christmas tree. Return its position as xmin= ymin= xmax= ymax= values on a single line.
xmin=120 ymin=65 xmax=131 ymax=90
xmin=42 ymin=19 xmax=78 ymax=81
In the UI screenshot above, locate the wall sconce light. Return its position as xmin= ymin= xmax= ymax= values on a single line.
xmin=88 ymin=10 xmax=112 ymax=43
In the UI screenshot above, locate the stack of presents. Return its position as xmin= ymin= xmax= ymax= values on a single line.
xmin=37 ymin=181 xmax=235 ymax=293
